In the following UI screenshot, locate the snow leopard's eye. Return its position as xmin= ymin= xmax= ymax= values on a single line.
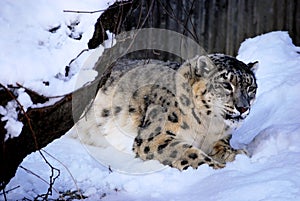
xmin=247 ymin=86 xmax=256 ymax=93
xmin=222 ymin=82 xmax=233 ymax=91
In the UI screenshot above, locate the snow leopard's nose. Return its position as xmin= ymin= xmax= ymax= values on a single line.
xmin=236 ymin=106 xmax=249 ymax=114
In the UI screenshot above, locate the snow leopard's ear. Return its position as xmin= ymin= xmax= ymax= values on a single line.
xmin=194 ymin=55 xmax=217 ymax=78
xmin=247 ymin=61 xmax=259 ymax=73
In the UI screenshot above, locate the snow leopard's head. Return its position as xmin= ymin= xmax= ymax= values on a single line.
xmin=188 ymin=54 xmax=258 ymax=122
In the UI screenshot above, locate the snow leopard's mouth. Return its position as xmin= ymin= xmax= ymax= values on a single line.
xmin=225 ymin=108 xmax=249 ymax=121
xmin=225 ymin=114 xmax=244 ymax=121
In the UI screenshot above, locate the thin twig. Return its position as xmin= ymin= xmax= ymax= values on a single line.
xmin=41 ymin=149 xmax=85 ymax=200
xmin=19 ymin=151 xmax=61 ymax=200
xmin=16 ymin=83 xmax=49 ymax=104
xmin=122 ymin=0 xmax=155 ymax=55
xmin=139 ymin=0 xmax=155 ymax=29
xmin=157 ymin=0 xmax=198 ymax=41
xmin=0 ymin=185 xmax=20 ymax=196
xmin=34 ymin=151 xmax=61 ymax=200
xmin=188 ymin=0 xmax=199 ymax=43
xmin=0 ymin=83 xmax=39 ymax=149
xmin=136 ymin=0 xmax=144 ymax=29
xmin=63 ymin=1 xmax=133 ymax=14
xmin=182 ymin=0 xmax=199 ymax=42
xmin=1 ymin=83 xmax=61 ymax=200
xmin=4 ymin=83 xmax=67 ymax=100
xmin=1 ymin=188 xmax=7 ymax=201
xmin=63 ymin=9 xmax=107 ymax=14
xmin=19 ymin=166 xmax=60 ymax=195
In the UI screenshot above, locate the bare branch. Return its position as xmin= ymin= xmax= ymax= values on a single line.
xmin=42 ymin=150 xmax=85 ymax=200
xmin=63 ymin=1 xmax=133 ymax=14
xmin=0 ymin=83 xmax=39 ymax=149
xmin=0 ymin=185 xmax=20 ymax=197
xmin=20 ymin=165 xmax=60 ymax=200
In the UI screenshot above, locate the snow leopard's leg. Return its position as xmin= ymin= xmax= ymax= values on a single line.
xmin=132 ymin=105 xmax=225 ymax=170
xmin=209 ymin=135 xmax=248 ymax=164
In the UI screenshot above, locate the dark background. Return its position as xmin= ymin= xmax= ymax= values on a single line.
xmin=121 ymin=0 xmax=299 ymax=56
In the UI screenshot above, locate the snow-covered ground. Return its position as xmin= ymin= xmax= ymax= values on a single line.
xmin=1 ymin=1 xmax=300 ymax=200
xmin=0 ymin=0 xmax=113 ymax=139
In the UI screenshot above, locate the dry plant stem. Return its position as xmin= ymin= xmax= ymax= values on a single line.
xmin=0 ymin=84 xmax=61 ymax=200
xmin=42 ymin=150 xmax=85 ymax=200
xmin=19 ymin=165 xmax=60 ymax=200
xmin=0 ymin=185 xmax=20 ymax=198
xmin=122 ymin=0 xmax=155 ymax=54
xmin=0 ymin=83 xmax=39 ymax=149
xmin=157 ymin=0 xmax=198 ymax=41
xmin=34 ymin=151 xmax=60 ymax=200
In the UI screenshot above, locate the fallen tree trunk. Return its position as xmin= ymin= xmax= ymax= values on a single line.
xmin=0 ymin=62 xmax=110 ymax=190
xmin=0 ymin=1 xmax=138 ymax=190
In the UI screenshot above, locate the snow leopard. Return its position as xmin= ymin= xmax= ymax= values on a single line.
xmin=76 ymin=54 xmax=258 ymax=170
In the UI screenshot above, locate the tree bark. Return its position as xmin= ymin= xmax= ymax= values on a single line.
xmin=0 ymin=1 xmax=137 ymax=190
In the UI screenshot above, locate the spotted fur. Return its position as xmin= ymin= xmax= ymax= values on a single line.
xmin=80 ymin=54 xmax=258 ymax=170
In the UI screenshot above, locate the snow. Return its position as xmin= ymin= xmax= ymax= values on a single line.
xmin=1 ymin=1 xmax=300 ymax=200
xmin=0 ymin=0 xmax=114 ymax=139
xmin=0 ymin=0 xmax=113 ymax=95
xmin=0 ymin=100 xmax=24 ymax=140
